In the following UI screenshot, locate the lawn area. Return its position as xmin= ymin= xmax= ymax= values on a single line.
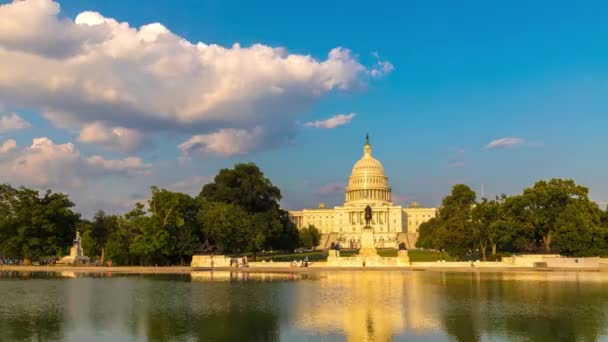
xmin=250 ymin=249 xmax=454 ymax=262
xmin=408 ymin=249 xmax=454 ymax=262
xmin=256 ymin=251 xmax=326 ymax=262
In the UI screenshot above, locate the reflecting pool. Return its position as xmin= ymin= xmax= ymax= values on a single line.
xmin=1 ymin=270 xmax=607 ymax=341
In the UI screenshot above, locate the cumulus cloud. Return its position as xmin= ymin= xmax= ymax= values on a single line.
xmin=164 ymin=175 xmax=212 ymax=196
xmin=0 ymin=139 xmax=17 ymax=153
xmin=369 ymin=52 xmax=394 ymax=77
xmin=86 ymin=155 xmax=150 ymax=176
xmin=178 ymin=127 xmax=268 ymax=156
xmin=0 ymin=137 xmax=150 ymax=187
xmin=486 ymin=137 xmax=525 ymax=149
xmin=0 ymin=112 xmax=30 ymax=133
xmin=78 ymin=121 xmax=143 ymax=152
xmin=304 ymin=112 xmax=356 ymax=129
xmin=0 ymin=0 xmax=392 ymax=155
xmin=0 ymin=0 xmax=108 ymax=58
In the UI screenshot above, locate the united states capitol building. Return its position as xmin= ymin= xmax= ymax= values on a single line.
xmin=289 ymin=136 xmax=436 ymax=249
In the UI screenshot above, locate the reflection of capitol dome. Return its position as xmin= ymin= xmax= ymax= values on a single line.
xmin=345 ymin=135 xmax=392 ymax=204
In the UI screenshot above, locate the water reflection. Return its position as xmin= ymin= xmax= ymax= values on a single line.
xmin=293 ymin=271 xmax=442 ymax=341
xmin=0 ymin=271 xmax=607 ymax=341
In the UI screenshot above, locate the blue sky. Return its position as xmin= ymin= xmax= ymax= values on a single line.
xmin=0 ymin=0 xmax=607 ymax=216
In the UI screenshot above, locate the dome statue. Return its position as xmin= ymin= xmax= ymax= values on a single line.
xmin=344 ymin=134 xmax=392 ymax=205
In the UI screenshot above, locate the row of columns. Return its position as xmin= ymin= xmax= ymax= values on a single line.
xmin=345 ymin=189 xmax=391 ymax=202
xmin=348 ymin=210 xmax=390 ymax=227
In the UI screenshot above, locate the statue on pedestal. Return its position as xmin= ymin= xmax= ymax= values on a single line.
xmin=57 ymin=230 xmax=90 ymax=264
xmin=364 ymin=205 xmax=372 ymax=227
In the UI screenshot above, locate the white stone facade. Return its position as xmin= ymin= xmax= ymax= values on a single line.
xmin=289 ymin=136 xmax=436 ymax=249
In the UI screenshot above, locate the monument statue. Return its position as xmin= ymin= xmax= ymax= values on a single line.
xmin=57 ymin=230 xmax=89 ymax=264
xmin=364 ymin=205 xmax=372 ymax=227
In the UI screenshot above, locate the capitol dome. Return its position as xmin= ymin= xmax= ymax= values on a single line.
xmin=345 ymin=135 xmax=392 ymax=205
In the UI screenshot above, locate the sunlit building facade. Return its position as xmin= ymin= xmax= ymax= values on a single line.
xmin=289 ymin=136 xmax=436 ymax=249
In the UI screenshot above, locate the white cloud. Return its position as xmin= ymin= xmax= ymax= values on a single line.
xmin=78 ymin=121 xmax=143 ymax=152
xmin=0 ymin=139 xmax=17 ymax=153
xmin=164 ymin=175 xmax=212 ymax=196
xmin=370 ymin=52 xmax=394 ymax=78
xmin=179 ymin=127 xmax=266 ymax=157
xmin=304 ymin=112 xmax=356 ymax=129
xmin=486 ymin=137 xmax=525 ymax=149
xmin=86 ymin=155 xmax=150 ymax=176
xmin=0 ymin=113 xmax=30 ymax=133
xmin=0 ymin=0 xmax=392 ymax=154
xmin=0 ymin=137 xmax=150 ymax=187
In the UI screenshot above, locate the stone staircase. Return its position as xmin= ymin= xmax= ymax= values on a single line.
xmin=316 ymin=233 xmax=339 ymax=251
xmin=396 ymin=232 xmax=419 ymax=250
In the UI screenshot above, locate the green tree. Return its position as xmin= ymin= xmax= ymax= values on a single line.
xmin=127 ymin=188 xmax=202 ymax=265
xmin=507 ymin=179 xmax=593 ymax=252
xmin=600 ymin=205 xmax=608 ymax=227
xmin=105 ymin=218 xmax=135 ymax=266
xmin=90 ymin=211 xmax=120 ymax=264
xmin=298 ymin=225 xmax=321 ymax=249
xmin=416 ymin=218 xmax=440 ymax=249
xmin=148 ymin=187 xmax=200 ymax=264
xmin=436 ymin=184 xmax=477 ymax=258
xmin=198 ymin=200 xmax=251 ymax=254
xmin=199 ymin=163 xmax=281 ymax=213
xmin=552 ymin=201 xmax=601 ymax=256
xmin=198 ymin=163 xmax=299 ymax=252
xmin=0 ymin=185 xmax=79 ymax=262
xmin=471 ymin=197 xmax=502 ymax=260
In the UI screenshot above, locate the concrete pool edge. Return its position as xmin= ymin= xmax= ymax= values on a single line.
xmin=1 ymin=264 xmax=606 ymax=274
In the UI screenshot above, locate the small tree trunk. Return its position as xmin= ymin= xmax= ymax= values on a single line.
xmin=491 ymin=244 xmax=497 ymax=256
xmin=100 ymin=246 xmax=106 ymax=264
xmin=543 ymin=231 xmax=552 ymax=252
xmin=480 ymin=243 xmax=487 ymax=261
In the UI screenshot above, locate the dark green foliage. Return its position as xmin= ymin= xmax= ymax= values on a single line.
xmin=197 ymin=163 xmax=299 ymax=254
xmin=0 ymin=184 xmax=79 ymax=261
xmin=298 ymin=225 xmax=321 ymax=249
xmin=416 ymin=184 xmax=477 ymax=258
xmin=418 ymin=178 xmax=608 ymax=258
xmin=129 ymin=187 xmax=201 ymax=265
xmin=90 ymin=211 xmax=120 ymax=263
xmin=199 ymin=163 xmax=281 ymax=213
xmin=3 ymin=172 xmax=606 ymax=265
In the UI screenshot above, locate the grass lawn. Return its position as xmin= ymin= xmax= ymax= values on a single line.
xmin=256 ymin=251 xmax=326 ymax=262
xmin=408 ymin=249 xmax=455 ymax=262
xmin=251 ymin=249 xmax=454 ymax=262
xmin=342 ymin=249 xmax=454 ymax=261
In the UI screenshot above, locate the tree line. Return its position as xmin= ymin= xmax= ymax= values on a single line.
xmin=0 ymin=163 xmax=310 ymax=265
xmin=417 ymin=179 xmax=608 ymax=259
